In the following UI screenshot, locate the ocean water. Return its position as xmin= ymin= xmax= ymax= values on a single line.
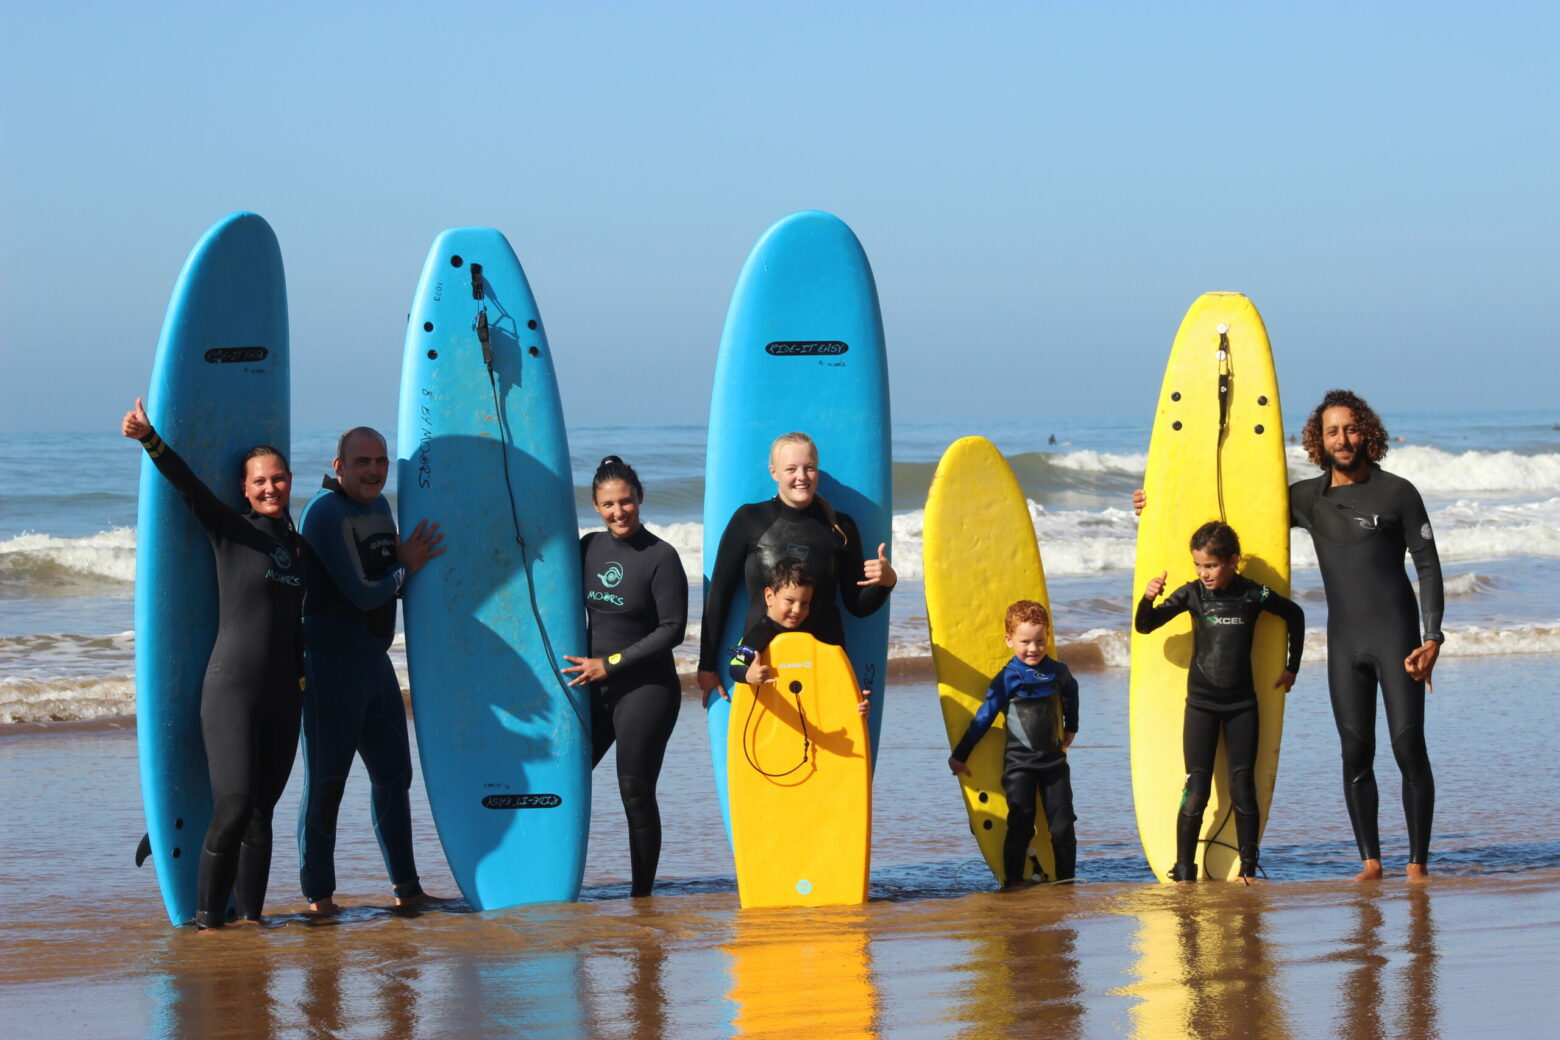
xmin=2 ymin=410 xmax=1557 ymax=724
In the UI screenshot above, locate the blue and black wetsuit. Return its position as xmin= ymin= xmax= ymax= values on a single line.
xmin=1291 ymin=464 xmax=1444 ymax=865
xmin=1135 ymin=575 xmax=1304 ymax=878
xmin=951 ymin=656 xmax=1080 ymax=883
xmin=138 ymin=430 xmax=304 ymax=928
xmin=698 ymin=497 xmax=889 ymax=680
xmin=580 ymin=526 xmax=688 ymax=897
xmin=297 ymin=477 xmax=423 ymax=904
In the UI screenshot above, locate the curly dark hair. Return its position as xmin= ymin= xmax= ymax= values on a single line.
xmin=1189 ymin=521 xmax=1241 ymax=560
xmin=1300 ymin=389 xmax=1390 ymax=470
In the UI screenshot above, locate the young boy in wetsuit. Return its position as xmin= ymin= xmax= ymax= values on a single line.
xmin=728 ymin=558 xmax=869 ymax=717
xmin=1135 ymin=521 xmax=1304 ymax=883
xmin=947 ymin=600 xmax=1079 ymax=885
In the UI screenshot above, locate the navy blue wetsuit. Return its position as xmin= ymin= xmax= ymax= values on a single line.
xmin=698 ymin=497 xmax=890 ymax=681
xmin=1135 ymin=575 xmax=1304 ymax=876
xmin=138 ymin=430 xmax=304 ymax=927
xmin=580 ymin=526 xmax=688 ymax=897
xmin=1291 ymin=465 xmax=1444 ymax=865
xmin=951 ymin=656 xmax=1080 ymax=883
xmin=297 ymin=477 xmax=422 ymax=903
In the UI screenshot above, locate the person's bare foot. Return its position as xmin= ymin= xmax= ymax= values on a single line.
xmin=1352 ymin=859 xmax=1384 ymax=882
xmin=1240 ymin=876 xmax=1266 ymax=886
xmin=309 ymin=898 xmax=340 ymax=916
xmin=1405 ymin=862 xmax=1430 ymax=882
xmin=394 ymin=892 xmax=449 ymax=908
xmin=231 ymin=917 xmax=261 ymax=927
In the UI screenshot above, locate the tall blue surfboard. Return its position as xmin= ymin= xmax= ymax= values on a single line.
xmin=704 ymin=210 xmax=892 ymax=840
xmin=135 ymin=212 xmax=289 ymax=926
xmin=397 ymin=228 xmax=590 ymax=909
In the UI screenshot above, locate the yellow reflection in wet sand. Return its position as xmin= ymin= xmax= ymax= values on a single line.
xmin=1114 ymin=887 xmax=1291 ymax=1040
xmin=724 ymin=905 xmax=877 ymax=1039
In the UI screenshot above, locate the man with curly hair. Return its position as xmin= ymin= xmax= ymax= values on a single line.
xmin=1290 ymin=389 xmax=1443 ymax=882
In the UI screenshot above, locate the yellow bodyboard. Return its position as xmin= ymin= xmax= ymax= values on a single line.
xmin=729 ymin=632 xmax=871 ymax=908
xmin=1130 ymin=292 xmax=1290 ymax=882
xmin=923 ymin=436 xmax=1061 ymax=884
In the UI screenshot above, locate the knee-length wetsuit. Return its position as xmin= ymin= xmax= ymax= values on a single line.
xmin=1135 ymin=575 xmax=1304 ymax=876
xmin=580 ymin=526 xmax=688 ymax=896
xmin=137 ymin=430 xmax=304 ymax=928
xmin=1291 ymin=465 xmax=1443 ymax=865
xmin=297 ymin=477 xmax=423 ymax=903
xmin=698 ymin=498 xmax=890 ymax=682
xmin=950 ymin=656 xmax=1080 ymax=883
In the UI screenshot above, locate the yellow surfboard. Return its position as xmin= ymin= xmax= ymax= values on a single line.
xmin=924 ymin=436 xmax=1061 ymax=884
xmin=1130 ymin=292 xmax=1290 ymax=882
xmin=728 ymin=632 xmax=871 ymax=908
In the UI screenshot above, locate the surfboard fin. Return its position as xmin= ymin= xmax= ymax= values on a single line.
xmin=135 ymin=832 xmax=152 ymax=867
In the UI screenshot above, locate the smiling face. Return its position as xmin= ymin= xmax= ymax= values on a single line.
xmin=334 ymin=429 xmax=389 ymax=504
xmin=763 ymin=581 xmax=814 ymax=629
xmin=1192 ymin=548 xmax=1239 ymax=591
xmin=769 ymin=441 xmax=819 ymax=509
xmin=242 ymin=453 xmax=291 ymax=518
xmin=1321 ymin=405 xmax=1367 ymax=475
xmin=592 ymin=478 xmax=642 ymax=538
xmin=1004 ymin=619 xmax=1049 ymax=667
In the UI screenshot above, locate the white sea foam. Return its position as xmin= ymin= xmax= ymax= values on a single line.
xmin=0 ymin=529 xmax=138 ymax=590
xmin=1286 ymin=445 xmax=1560 ymax=495
xmin=0 ymin=676 xmax=136 ymax=724
xmin=1047 ymin=450 xmax=1149 ymax=474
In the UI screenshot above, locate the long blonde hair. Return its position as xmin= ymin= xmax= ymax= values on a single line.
xmin=769 ymin=431 xmax=845 ymax=545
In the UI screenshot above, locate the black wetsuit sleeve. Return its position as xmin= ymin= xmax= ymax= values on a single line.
xmin=833 ymin=511 xmax=891 ymax=619
xmin=700 ymin=509 xmax=755 ymax=672
xmin=139 ymin=429 xmax=241 ymax=540
xmin=727 ymin=618 xmax=780 ymax=686
xmin=1134 ymin=583 xmax=1194 ymax=634
xmin=1059 ymin=664 xmax=1080 ymax=734
xmin=606 ymin=544 xmax=688 ymax=676
xmin=1260 ymin=588 xmax=1306 ymax=674
xmin=1401 ymin=484 xmax=1445 ymax=640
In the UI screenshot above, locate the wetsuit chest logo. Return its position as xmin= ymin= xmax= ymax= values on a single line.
xmin=1205 ymin=614 xmax=1245 ymax=626
xmin=271 ymin=546 xmax=292 ymax=569
xmin=1354 ymin=513 xmax=1380 ymax=531
xmin=598 ymin=561 xmax=624 ymax=588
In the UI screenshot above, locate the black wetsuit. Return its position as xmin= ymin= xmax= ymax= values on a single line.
xmin=950 ymin=655 xmax=1080 ymax=883
xmin=726 ymin=615 xmax=790 ymax=686
xmin=1135 ymin=576 xmax=1304 ymax=877
xmin=297 ymin=477 xmax=422 ymax=903
xmin=138 ymin=430 xmax=304 ymax=928
xmin=580 ymin=526 xmax=688 ymax=897
xmin=1291 ymin=465 xmax=1444 ymax=865
xmin=698 ymin=497 xmax=890 ymax=680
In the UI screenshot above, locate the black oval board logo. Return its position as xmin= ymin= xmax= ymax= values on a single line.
xmin=481 ymin=793 xmax=562 ymax=810
xmin=765 ymin=341 xmax=848 ymax=356
xmin=204 ymin=346 xmax=269 ymax=364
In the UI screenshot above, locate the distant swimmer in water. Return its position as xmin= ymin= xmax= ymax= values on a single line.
xmin=1135 ymin=522 xmax=1304 ymax=883
xmin=1134 ymin=389 xmax=1445 ymax=882
xmin=1048 ymin=434 xmax=1057 ymax=445
xmin=564 ymin=456 xmax=689 ymax=897
xmin=697 ymin=431 xmax=896 ymax=707
xmin=123 ymin=397 xmax=304 ymax=930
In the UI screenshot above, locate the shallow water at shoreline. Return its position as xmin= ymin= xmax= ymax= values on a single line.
xmin=3 ymin=656 xmax=1557 ymax=1036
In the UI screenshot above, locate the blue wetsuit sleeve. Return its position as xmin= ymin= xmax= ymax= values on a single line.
xmin=834 ymin=511 xmax=891 ymax=619
xmin=952 ymin=669 xmax=1012 ymax=762
xmin=1400 ymin=483 xmax=1445 ymax=639
xmin=727 ymin=620 xmax=778 ymax=686
xmin=1060 ymin=664 xmax=1080 ymax=734
xmin=700 ymin=507 xmax=754 ymax=673
xmin=139 ymin=430 xmax=241 ymax=541
xmin=1257 ymin=587 xmax=1306 ymax=674
xmin=301 ymin=496 xmax=406 ymax=611
xmin=606 ymin=545 xmax=689 ymax=676
xmin=1134 ymin=583 xmax=1193 ymax=634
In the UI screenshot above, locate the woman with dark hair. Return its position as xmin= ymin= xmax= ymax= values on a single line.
xmin=563 ymin=456 xmax=688 ymax=897
xmin=696 ymin=431 xmax=897 ymax=705
xmin=122 ymin=397 xmax=305 ymax=929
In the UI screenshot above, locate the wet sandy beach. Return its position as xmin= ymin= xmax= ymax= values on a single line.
xmin=3 ymin=658 xmax=1556 ymax=1038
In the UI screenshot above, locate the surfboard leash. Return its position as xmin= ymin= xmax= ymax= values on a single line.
xmin=740 ymin=677 xmax=813 ymax=778
xmin=471 ymin=262 xmax=590 ymax=734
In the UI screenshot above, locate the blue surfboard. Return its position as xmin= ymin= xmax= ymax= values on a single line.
xmin=397 ymin=228 xmax=590 ymax=909
xmin=135 ymin=212 xmax=289 ymax=926
xmin=703 ymin=210 xmax=892 ymax=840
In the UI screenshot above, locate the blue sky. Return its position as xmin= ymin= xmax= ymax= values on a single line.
xmin=3 ymin=1 xmax=1555 ymax=434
